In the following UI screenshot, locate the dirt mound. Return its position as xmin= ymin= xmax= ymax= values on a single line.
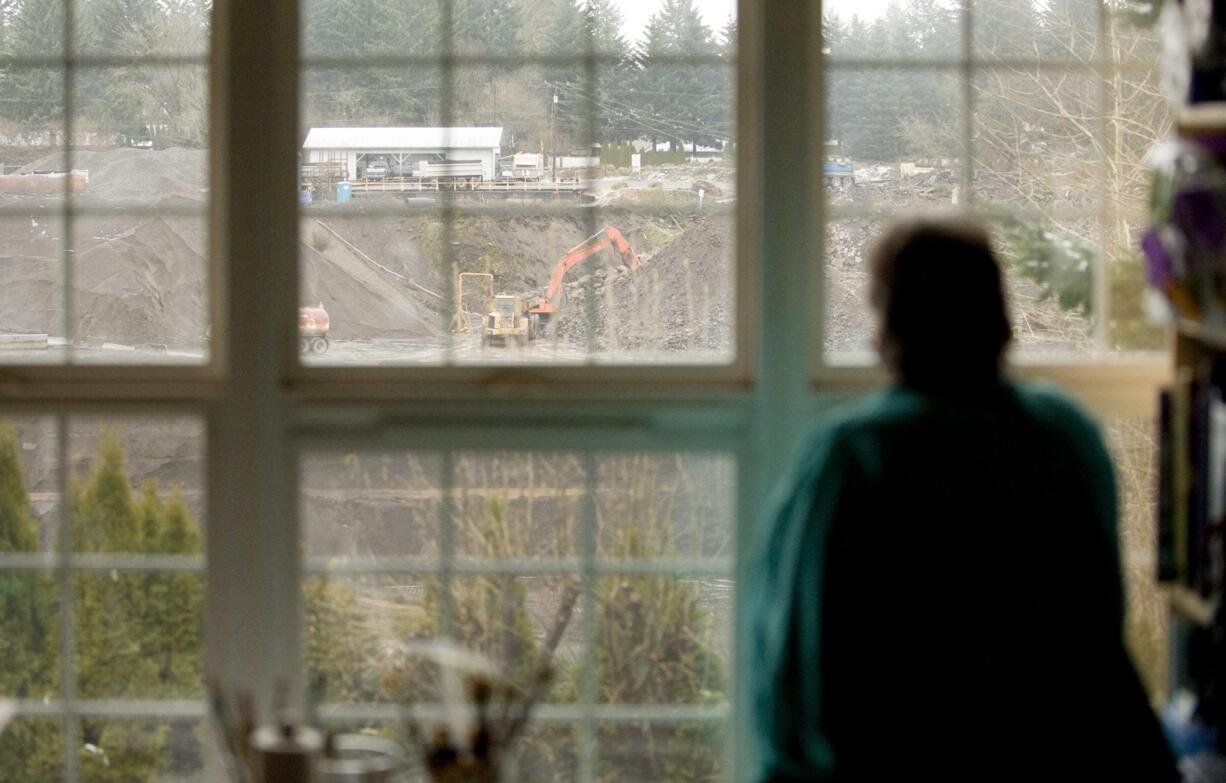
xmin=301 ymin=219 xmax=444 ymax=340
xmin=74 ymin=214 xmax=208 ymax=347
xmin=0 ymin=212 xmax=208 ymax=348
xmin=21 ymin=147 xmax=207 ymax=206
xmin=551 ymin=214 xmax=733 ymax=354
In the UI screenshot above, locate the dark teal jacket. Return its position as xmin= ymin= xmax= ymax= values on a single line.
xmin=748 ymin=380 xmax=1177 ymax=781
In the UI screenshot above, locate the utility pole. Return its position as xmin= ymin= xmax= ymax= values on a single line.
xmin=551 ymin=90 xmax=558 ymax=183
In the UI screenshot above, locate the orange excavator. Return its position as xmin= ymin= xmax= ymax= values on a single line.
xmin=529 ymin=226 xmax=643 ymax=329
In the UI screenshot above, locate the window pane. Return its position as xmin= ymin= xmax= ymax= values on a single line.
xmin=70 ymin=209 xmax=209 ymax=362
xmin=303 ymin=0 xmax=441 ymax=59
xmin=823 ymin=25 xmax=1171 ymax=362
xmin=0 ymin=63 xmax=66 ymax=363
xmin=595 ymin=453 xmax=733 ymax=561
xmin=68 ymin=416 xmax=204 ymax=700
xmin=68 ymin=417 xmax=205 ymax=554
xmin=451 ymin=452 xmax=585 ymax=560
xmin=302 ymin=445 xmax=733 ymax=778
xmin=0 ymin=211 xmax=66 ymax=364
xmin=596 ymin=718 xmax=727 ymax=782
xmin=0 ymin=66 xmax=64 ymax=144
xmin=299 ymin=7 xmax=738 ymax=368
xmin=825 ymin=67 xmax=962 ymax=179
xmin=594 ymin=574 xmax=730 ymax=706
xmin=1 ymin=49 xmax=210 ymax=367
xmin=514 ymin=722 xmax=582 ymax=782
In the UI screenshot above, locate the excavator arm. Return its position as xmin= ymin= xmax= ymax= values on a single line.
xmin=531 ymin=226 xmax=642 ymax=317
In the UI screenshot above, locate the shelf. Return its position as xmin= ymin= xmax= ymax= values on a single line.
xmin=1177 ymin=319 xmax=1226 ymax=351
xmin=1169 ymin=584 xmax=1218 ymax=627
xmin=1178 ymin=103 xmax=1226 ymax=136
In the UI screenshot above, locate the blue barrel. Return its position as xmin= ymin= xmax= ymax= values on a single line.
xmin=335 ymin=182 xmax=352 ymax=202
xmin=298 ymin=188 xmax=313 ymax=205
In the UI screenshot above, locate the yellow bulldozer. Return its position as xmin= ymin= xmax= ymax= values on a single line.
xmin=481 ymin=294 xmax=537 ymax=347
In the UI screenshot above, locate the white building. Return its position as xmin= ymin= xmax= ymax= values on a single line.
xmin=302 ymin=127 xmax=504 ymax=181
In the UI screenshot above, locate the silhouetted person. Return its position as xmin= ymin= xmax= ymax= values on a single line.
xmin=748 ymin=217 xmax=1178 ymax=781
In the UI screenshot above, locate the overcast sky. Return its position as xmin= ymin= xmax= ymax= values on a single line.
xmin=612 ymin=0 xmax=889 ymax=44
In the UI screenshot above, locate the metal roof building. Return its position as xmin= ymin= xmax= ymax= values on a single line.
xmin=302 ymin=126 xmax=504 ymax=181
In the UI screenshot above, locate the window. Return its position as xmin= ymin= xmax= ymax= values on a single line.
xmin=821 ymin=0 xmax=1169 ymax=365
xmin=0 ymin=1 xmax=210 ymax=366
xmin=0 ymin=414 xmax=206 ymax=780
xmin=302 ymin=446 xmax=734 ymax=778
xmin=0 ymin=2 xmax=1171 ymax=782
xmin=298 ymin=0 xmax=739 ymax=367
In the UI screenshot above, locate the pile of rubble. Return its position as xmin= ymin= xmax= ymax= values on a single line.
xmin=551 ymin=215 xmax=733 ymax=355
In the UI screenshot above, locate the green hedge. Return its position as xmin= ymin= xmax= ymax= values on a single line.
xmin=600 ymin=142 xmax=688 ymax=168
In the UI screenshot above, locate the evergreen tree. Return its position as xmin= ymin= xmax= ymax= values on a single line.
xmin=84 ymin=0 xmax=158 ymax=53
xmin=0 ymin=0 xmax=63 ymax=142
xmin=64 ymin=430 xmax=204 ymax=781
xmin=455 ymin=0 xmax=522 ymax=54
xmin=824 ymin=3 xmax=958 ymax=162
xmin=975 ymin=0 xmax=1042 ymax=59
xmin=539 ymin=0 xmax=584 ymax=143
xmin=304 ymin=575 xmax=385 ymax=704
xmin=0 ymin=425 xmax=61 ymax=783
xmin=0 ymin=0 xmax=16 ymax=52
xmin=631 ymin=0 xmax=723 ymax=152
xmin=137 ymin=487 xmax=202 ymax=695
xmin=0 ymin=424 xmax=52 ymax=699
xmin=583 ymin=0 xmax=627 ymax=58
xmin=303 ymin=0 xmax=440 ymax=126
xmin=541 ymin=0 xmax=583 ymax=57
xmin=719 ymin=15 xmax=736 ymax=60
xmin=905 ymin=0 xmax=958 ymax=55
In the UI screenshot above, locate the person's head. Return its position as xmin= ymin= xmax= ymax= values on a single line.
xmin=868 ymin=215 xmax=1012 ymax=387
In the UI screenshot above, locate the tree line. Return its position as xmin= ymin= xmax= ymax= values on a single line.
xmin=0 ymin=0 xmax=211 ymax=147
xmin=303 ymin=0 xmax=736 ymax=154
xmin=0 ymin=0 xmax=734 ymax=154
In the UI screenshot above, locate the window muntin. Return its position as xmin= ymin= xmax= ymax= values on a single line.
xmin=297 ymin=2 xmax=738 ymax=368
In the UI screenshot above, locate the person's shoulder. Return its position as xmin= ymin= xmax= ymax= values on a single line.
xmin=791 ymin=390 xmax=902 ymax=462
xmin=765 ymin=395 xmax=888 ymax=518
xmin=1009 ymin=379 xmax=1100 ymax=432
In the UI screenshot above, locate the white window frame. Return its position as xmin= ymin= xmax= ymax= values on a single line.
xmin=0 ymin=1 xmax=1168 ymax=781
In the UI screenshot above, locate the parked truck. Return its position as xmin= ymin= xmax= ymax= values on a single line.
xmin=824 ymin=160 xmax=854 ymax=187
